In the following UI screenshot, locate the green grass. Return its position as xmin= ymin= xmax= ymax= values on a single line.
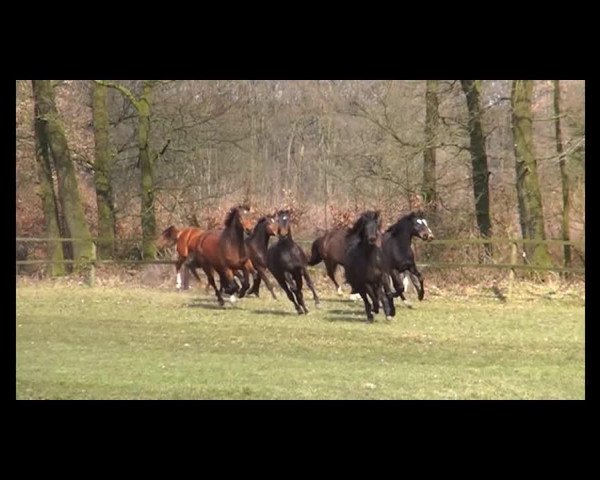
xmin=16 ymin=282 xmax=585 ymax=399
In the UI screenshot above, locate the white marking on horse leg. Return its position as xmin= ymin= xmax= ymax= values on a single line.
xmin=229 ymin=295 xmax=237 ymax=303
xmin=402 ymin=274 xmax=410 ymax=293
xmin=176 ymin=272 xmax=182 ymax=289
xmin=337 ymin=286 xmax=343 ymax=296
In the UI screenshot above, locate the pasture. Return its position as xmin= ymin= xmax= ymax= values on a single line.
xmin=16 ymin=279 xmax=585 ymax=400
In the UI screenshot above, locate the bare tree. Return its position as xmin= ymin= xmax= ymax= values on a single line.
xmin=422 ymin=79 xmax=439 ymax=210
xmin=32 ymin=82 xmax=65 ymax=275
xmin=92 ymin=81 xmax=116 ymax=258
xmin=553 ymin=80 xmax=571 ymax=269
xmin=460 ymin=80 xmax=492 ymax=257
xmin=32 ymin=80 xmax=94 ymax=269
xmin=511 ymin=80 xmax=551 ymax=267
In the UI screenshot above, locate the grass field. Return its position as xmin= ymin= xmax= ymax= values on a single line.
xmin=15 ymin=279 xmax=585 ymax=400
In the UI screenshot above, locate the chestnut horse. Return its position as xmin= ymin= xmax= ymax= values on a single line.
xmin=157 ymin=225 xmax=204 ymax=289
xmin=188 ymin=205 xmax=255 ymax=305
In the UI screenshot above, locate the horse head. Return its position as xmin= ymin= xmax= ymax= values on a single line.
xmin=225 ymin=205 xmax=254 ymax=234
xmin=411 ymin=211 xmax=434 ymax=241
xmin=348 ymin=210 xmax=382 ymax=246
xmin=157 ymin=225 xmax=179 ymax=248
xmin=275 ymin=209 xmax=292 ymax=238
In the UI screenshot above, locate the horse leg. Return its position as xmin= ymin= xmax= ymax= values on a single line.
xmin=365 ymin=284 xmax=379 ymax=314
xmin=246 ymin=271 xmax=261 ymax=297
xmin=237 ymin=267 xmax=251 ymax=299
xmin=203 ymin=266 xmax=225 ymax=306
xmin=302 ymin=268 xmax=320 ymax=306
xmin=258 ymin=266 xmax=278 ymax=300
xmin=292 ymin=269 xmax=308 ymax=314
xmin=382 ymin=275 xmax=396 ymax=318
xmin=378 ymin=283 xmax=394 ymax=320
xmin=188 ymin=263 xmax=203 ymax=287
xmin=409 ymin=266 xmax=425 ymax=301
xmin=175 ymin=257 xmax=185 ymax=289
xmin=325 ymin=259 xmax=342 ymax=295
xmin=391 ymin=269 xmax=407 ymax=302
xmin=274 ymin=270 xmax=303 ymax=314
xmin=358 ymin=288 xmax=374 ymax=322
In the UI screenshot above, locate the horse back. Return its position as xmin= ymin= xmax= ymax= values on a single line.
xmin=177 ymin=227 xmax=203 ymax=258
xmin=195 ymin=229 xmax=223 ymax=266
xmin=326 ymin=229 xmax=349 ymax=265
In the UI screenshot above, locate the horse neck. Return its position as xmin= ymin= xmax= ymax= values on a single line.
xmin=391 ymin=221 xmax=414 ymax=248
xmin=223 ymin=218 xmax=247 ymax=254
xmin=249 ymin=222 xmax=271 ymax=252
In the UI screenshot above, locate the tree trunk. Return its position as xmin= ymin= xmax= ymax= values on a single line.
xmin=32 ymin=81 xmax=65 ymax=276
xmin=422 ymin=79 xmax=438 ymax=211
xmin=553 ymin=80 xmax=571 ymax=269
xmin=32 ymin=80 xmax=94 ymax=270
xmin=92 ymin=81 xmax=116 ymax=259
xmin=511 ymin=80 xmax=551 ymax=267
xmin=138 ymin=81 xmax=156 ymax=260
xmin=460 ymin=80 xmax=492 ymax=257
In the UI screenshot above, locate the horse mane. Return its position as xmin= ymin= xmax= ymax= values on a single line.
xmin=385 ymin=211 xmax=421 ymax=235
xmin=346 ymin=211 xmax=380 ymax=238
xmin=224 ymin=205 xmax=250 ymax=227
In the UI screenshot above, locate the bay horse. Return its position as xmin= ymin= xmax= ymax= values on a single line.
xmin=267 ymin=210 xmax=320 ymax=314
xmin=157 ymin=225 xmax=204 ymax=289
xmin=344 ymin=210 xmax=395 ymax=322
xmin=188 ymin=205 xmax=255 ymax=305
xmin=382 ymin=211 xmax=433 ymax=302
xmin=308 ymin=228 xmax=349 ymax=295
xmin=244 ymin=215 xmax=279 ymax=299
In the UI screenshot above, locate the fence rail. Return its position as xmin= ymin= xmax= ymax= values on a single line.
xmin=16 ymin=236 xmax=585 ymax=275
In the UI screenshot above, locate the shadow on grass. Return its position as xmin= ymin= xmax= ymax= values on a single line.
xmin=250 ymin=309 xmax=298 ymax=317
xmin=186 ymin=302 xmax=229 ymax=310
xmin=325 ymin=314 xmax=367 ymax=323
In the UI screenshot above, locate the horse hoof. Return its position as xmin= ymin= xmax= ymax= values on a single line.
xmin=386 ymin=316 xmax=393 ymax=321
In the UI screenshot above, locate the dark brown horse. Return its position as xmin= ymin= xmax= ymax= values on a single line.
xmin=344 ymin=211 xmax=395 ymax=322
xmin=267 ymin=210 xmax=320 ymax=314
xmin=382 ymin=211 xmax=434 ymax=302
xmin=157 ymin=225 xmax=204 ymax=289
xmin=308 ymin=228 xmax=349 ymax=295
xmin=245 ymin=214 xmax=278 ymax=299
xmin=188 ymin=205 xmax=255 ymax=305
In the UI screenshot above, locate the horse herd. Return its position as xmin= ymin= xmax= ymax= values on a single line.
xmin=158 ymin=206 xmax=434 ymax=322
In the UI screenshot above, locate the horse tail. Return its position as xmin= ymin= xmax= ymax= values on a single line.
xmin=307 ymin=238 xmax=323 ymax=266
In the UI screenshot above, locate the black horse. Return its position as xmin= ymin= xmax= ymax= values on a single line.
xmin=344 ymin=211 xmax=395 ymax=322
xmin=245 ymin=215 xmax=278 ymax=299
xmin=382 ymin=211 xmax=433 ymax=302
xmin=267 ymin=210 xmax=320 ymax=314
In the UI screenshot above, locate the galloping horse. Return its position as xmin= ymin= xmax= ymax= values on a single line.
xmin=308 ymin=228 xmax=349 ymax=294
xmin=382 ymin=211 xmax=433 ymax=302
xmin=188 ymin=205 xmax=255 ymax=305
xmin=344 ymin=211 xmax=395 ymax=322
xmin=157 ymin=225 xmax=204 ymax=289
xmin=267 ymin=210 xmax=320 ymax=314
xmin=244 ymin=215 xmax=279 ymax=299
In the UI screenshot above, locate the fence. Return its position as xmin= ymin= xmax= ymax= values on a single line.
xmin=16 ymin=236 xmax=585 ymax=276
